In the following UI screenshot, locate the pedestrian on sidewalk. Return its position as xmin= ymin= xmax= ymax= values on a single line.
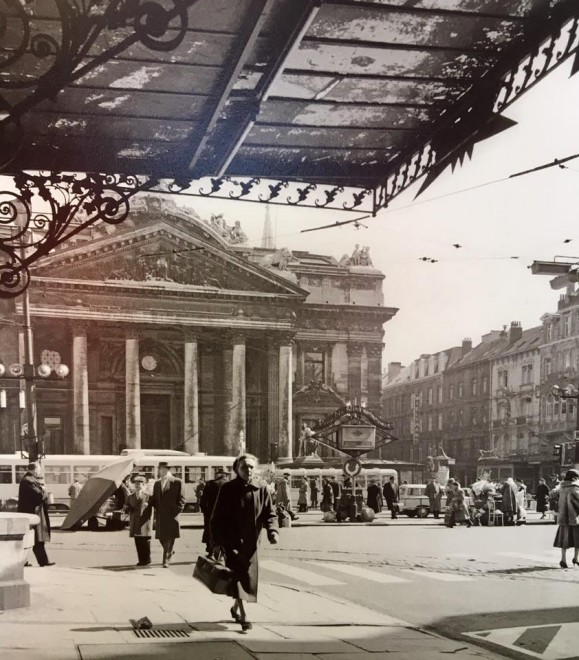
xmin=210 ymin=453 xmax=279 ymax=632
xmin=18 ymin=462 xmax=54 ymax=567
xmin=383 ymin=476 xmax=399 ymax=520
xmin=501 ymin=478 xmax=518 ymax=526
xmin=320 ymin=477 xmax=334 ymax=512
xmin=553 ymin=469 xmax=579 ymax=569
xmin=366 ymin=479 xmax=382 ymax=514
xmin=124 ymin=475 xmax=152 ymax=566
xmin=330 ymin=476 xmax=341 ymax=506
xmin=536 ymin=478 xmax=550 ymax=519
xmin=425 ymin=477 xmax=442 ymax=519
xmin=515 ymin=478 xmax=527 ymax=526
xmin=448 ymin=482 xmax=472 ymax=528
xmin=142 ymin=462 xmax=185 ymax=567
xmin=297 ymin=477 xmax=309 ymax=513
xmin=195 ymin=477 xmax=206 ymax=512
xmin=275 ymin=471 xmax=299 ymax=520
xmin=68 ymin=477 xmax=83 ymax=509
xmin=200 ymin=470 xmax=229 ymax=555
xmin=310 ymin=477 xmax=319 ymax=509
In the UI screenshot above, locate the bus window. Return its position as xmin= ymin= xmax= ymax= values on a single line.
xmin=138 ymin=466 xmax=155 ymax=481
xmin=73 ymin=466 xmax=100 ymax=482
xmin=0 ymin=465 xmax=12 ymax=484
xmin=15 ymin=465 xmax=28 ymax=483
xmin=44 ymin=465 xmax=72 ymax=485
xmin=185 ymin=466 xmax=206 ymax=483
xmin=167 ymin=466 xmax=183 ymax=479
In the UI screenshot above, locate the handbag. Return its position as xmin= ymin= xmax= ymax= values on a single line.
xmin=276 ymin=504 xmax=291 ymax=528
xmin=193 ymin=555 xmax=237 ymax=597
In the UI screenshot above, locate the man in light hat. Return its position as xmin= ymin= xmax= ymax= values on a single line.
xmin=275 ymin=470 xmax=299 ymax=521
xmin=124 ymin=475 xmax=152 ymax=566
xmin=142 ymin=463 xmax=185 ymax=567
xmin=18 ymin=462 xmax=54 ymax=566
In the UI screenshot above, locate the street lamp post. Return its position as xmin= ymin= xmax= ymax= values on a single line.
xmin=551 ymin=384 xmax=579 ymax=469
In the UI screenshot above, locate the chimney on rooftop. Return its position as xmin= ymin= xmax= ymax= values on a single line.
xmin=387 ymin=362 xmax=402 ymax=381
xmin=461 ymin=338 xmax=472 ymax=356
xmin=509 ymin=321 xmax=523 ymax=344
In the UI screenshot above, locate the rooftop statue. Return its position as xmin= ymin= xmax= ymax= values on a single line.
xmin=339 ymin=244 xmax=373 ymax=267
xmin=207 ymin=213 xmax=248 ymax=244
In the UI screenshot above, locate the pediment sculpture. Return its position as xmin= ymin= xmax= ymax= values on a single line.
xmin=206 ymin=213 xmax=248 ymax=245
xmin=339 ymin=244 xmax=373 ymax=267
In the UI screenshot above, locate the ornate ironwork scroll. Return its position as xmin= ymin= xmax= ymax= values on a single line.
xmin=0 ymin=171 xmax=157 ymax=298
xmin=0 ymin=0 xmax=197 ymax=169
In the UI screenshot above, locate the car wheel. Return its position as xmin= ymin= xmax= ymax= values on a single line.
xmin=416 ymin=507 xmax=429 ymax=518
xmin=406 ymin=511 xmax=416 ymax=518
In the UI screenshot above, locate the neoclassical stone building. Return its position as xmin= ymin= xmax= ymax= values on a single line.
xmin=0 ymin=196 xmax=397 ymax=462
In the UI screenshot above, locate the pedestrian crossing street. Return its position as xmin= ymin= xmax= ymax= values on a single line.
xmin=259 ymin=559 xmax=475 ymax=587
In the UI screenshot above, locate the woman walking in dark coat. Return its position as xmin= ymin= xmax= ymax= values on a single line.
xmin=18 ymin=462 xmax=54 ymax=566
xmin=200 ymin=470 xmax=229 ymax=554
xmin=554 ymin=469 xmax=579 ymax=568
xmin=124 ymin=475 xmax=152 ymax=566
xmin=536 ymin=478 xmax=550 ymax=519
xmin=210 ymin=454 xmax=279 ymax=632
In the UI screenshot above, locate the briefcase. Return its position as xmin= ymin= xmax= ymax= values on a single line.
xmin=193 ymin=555 xmax=237 ymax=597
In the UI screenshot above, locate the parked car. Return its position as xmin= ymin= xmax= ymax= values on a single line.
xmin=400 ymin=484 xmax=473 ymax=519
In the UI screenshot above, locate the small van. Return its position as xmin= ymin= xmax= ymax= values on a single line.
xmin=398 ymin=484 xmax=431 ymax=518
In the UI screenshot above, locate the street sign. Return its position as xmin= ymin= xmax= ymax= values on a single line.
xmin=340 ymin=425 xmax=376 ymax=451
xmin=343 ymin=458 xmax=362 ymax=478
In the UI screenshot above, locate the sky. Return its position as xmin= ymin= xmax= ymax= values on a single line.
xmin=179 ymin=58 xmax=579 ymax=367
xmin=4 ymin=55 xmax=579 ymax=368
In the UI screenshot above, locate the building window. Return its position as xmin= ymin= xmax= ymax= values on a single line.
xmin=438 ymin=386 xmax=443 ymax=403
xmin=449 ymin=384 xmax=454 ymax=400
xmin=563 ymin=314 xmax=572 ymax=338
xmin=522 ymin=364 xmax=533 ymax=384
xmin=427 ymin=415 xmax=432 ymax=431
xmin=472 ymin=379 xmax=477 ymax=396
xmin=304 ymin=351 xmax=325 ymax=384
xmin=438 ymin=413 xmax=443 ymax=430
xmin=458 ymin=409 xmax=464 ymax=427
xmin=428 ymin=388 xmax=433 ymax=405
xmin=498 ymin=370 xmax=508 ymax=389
xmin=564 ymin=350 xmax=572 ymax=370
xmin=546 ymin=394 xmax=554 ymax=419
xmin=458 ymin=382 xmax=464 ymax=398
xmin=544 ymin=357 xmax=552 ymax=376
xmin=472 ymin=413 xmax=477 ymax=427
xmin=482 ymin=377 xmax=488 ymax=394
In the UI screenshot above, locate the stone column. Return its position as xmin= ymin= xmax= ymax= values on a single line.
xmin=278 ymin=335 xmax=294 ymax=461
xmin=72 ymin=324 xmax=90 ymax=454
xmin=223 ymin=333 xmax=246 ymax=455
xmin=367 ymin=344 xmax=384 ymax=413
xmin=267 ymin=337 xmax=280 ymax=461
xmin=183 ymin=332 xmax=199 ymax=454
xmin=348 ymin=342 xmax=363 ymax=405
xmin=125 ymin=332 xmax=141 ymax=449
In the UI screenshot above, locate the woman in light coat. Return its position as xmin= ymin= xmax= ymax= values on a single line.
xmin=297 ymin=477 xmax=309 ymax=512
xmin=554 ymin=469 xmax=579 ymax=568
xmin=124 ymin=476 xmax=152 ymax=566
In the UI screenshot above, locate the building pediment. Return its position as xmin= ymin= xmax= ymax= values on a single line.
xmin=33 ymin=213 xmax=307 ymax=299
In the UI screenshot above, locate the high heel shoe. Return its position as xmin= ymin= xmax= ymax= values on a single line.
xmin=241 ymin=620 xmax=252 ymax=632
xmin=572 ymin=559 xmax=579 ymax=567
xmin=560 ymin=560 xmax=568 ymax=569
xmin=230 ymin=607 xmax=241 ymax=623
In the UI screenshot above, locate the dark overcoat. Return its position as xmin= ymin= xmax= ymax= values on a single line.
xmin=143 ymin=476 xmax=185 ymax=542
xmin=425 ymin=482 xmax=443 ymax=513
xmin=536 ymin=482 xmax=550 ymax=513
xmin=124 ymin=491 xmax=152 ymax=537
xmin=383 ymin=482 xmax=399 ymax=509
xmin=200 ymin=475 xmax=228 ymax=545
xmin=210 ymin=477 xmax=278 ymax=602
xmin=366 ymin=483 xmax=383 ymax=513
xmin=18 ymin=473 xmax=51 ymax=543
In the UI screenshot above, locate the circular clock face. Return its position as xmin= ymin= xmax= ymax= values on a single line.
xmin=141 ymin=355 xmax=158 ymax=371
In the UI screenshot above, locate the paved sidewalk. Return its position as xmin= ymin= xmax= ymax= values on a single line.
xmin=0 ymin=563 xmax=506 ymax=660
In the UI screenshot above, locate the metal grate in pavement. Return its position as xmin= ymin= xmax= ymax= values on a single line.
xmin=133 ymin=628 xmax=191 ymax=639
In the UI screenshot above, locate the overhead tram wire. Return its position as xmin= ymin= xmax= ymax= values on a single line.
xmin=299 ymin=152 xmax=579 ymax=234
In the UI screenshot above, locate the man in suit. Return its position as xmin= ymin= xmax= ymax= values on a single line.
xmin=143 ymin=462 xmax=185 ymax=567
xmin=18 ymin=462 xmax=55 ymax=567
xmin=383 ymin=476 xmax=399 ymax=520
xmin=275 ymin=471 xmax=299 ymax=521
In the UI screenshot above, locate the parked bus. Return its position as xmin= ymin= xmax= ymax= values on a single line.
xmin=0 ymin=453 xmax=236 ymax=512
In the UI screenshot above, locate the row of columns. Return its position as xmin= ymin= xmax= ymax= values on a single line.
xmin=70 ymin=327 xmax=294 ymax=459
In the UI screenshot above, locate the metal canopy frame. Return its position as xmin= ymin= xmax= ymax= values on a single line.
xmin=1 ymin=1 xmax=579 ymax=297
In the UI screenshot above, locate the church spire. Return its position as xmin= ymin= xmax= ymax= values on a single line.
xmin=261 ymin=205 xmax=275 ymax=249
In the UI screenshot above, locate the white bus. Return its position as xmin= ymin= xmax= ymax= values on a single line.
xmin=0 ymin=452 xmax=236 ymax=512
xmin=273 ymin=466 xmax=398 ymax=501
